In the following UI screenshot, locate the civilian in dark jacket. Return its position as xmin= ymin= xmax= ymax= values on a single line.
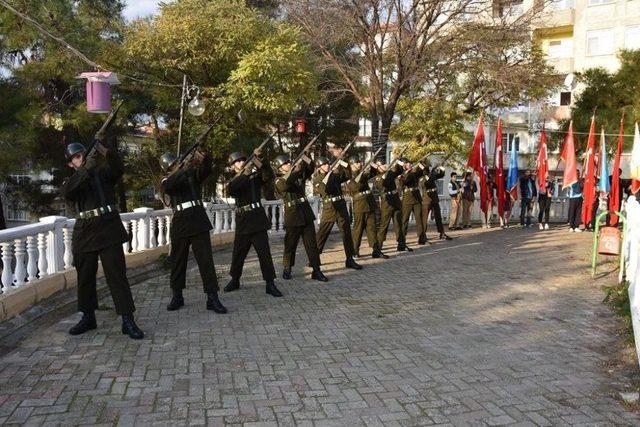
xmin=519 ymin=170 xmax=537 ymax=227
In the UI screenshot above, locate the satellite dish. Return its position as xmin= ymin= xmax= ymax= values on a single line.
xmin=564 ymin=73 xmax=576 ymax=89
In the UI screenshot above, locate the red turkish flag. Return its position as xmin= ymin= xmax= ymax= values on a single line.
xmin=494 ymin=118 xmax=505 ymax=218
xmin=609 ymin=117 xmax=624 ymax=225
xmin=536 ymin=128 xmax=548 ymax=191
xmin=581 ymin=116 xmax=597 ymax=227
xmin=466 ymin=115 xmax=489 ymax=213
xmin=560 ymin=121 xmax=578 ymax=189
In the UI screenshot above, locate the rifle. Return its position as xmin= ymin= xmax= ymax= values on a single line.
xmin=322 ymin=137 xmax=357 ymax=184
xmin=354 ymin=146 xmax=384 ymax=183
xmin=233 ymin=128 xmax=277 ymax=179
xmin=83 ymin=100 xmax=123 ymax=163
xmin=167 ymin=121 xmax=219 ymax=176
xmin=283 ymin=129 xmax=324 ymax=180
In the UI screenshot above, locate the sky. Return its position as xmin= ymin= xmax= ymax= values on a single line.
xmin=123 ymin=0 xmax=163 ymax=20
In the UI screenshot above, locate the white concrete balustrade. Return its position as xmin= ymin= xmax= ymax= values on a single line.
xmin=0 ymin=197 xmax=573 ymax=296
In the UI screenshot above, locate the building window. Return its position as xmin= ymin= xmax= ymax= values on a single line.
xmin=626 ymin=26 xmax=640 ymax=50
xmin=586 ymin=29 xmax=614 ymax=56
xmin=547 ymin=40 xmax=565 ymax=58
xmin=502 ymin=133 xmax=520 ymax=152
xmin=560 ymin=91 xmax=572 ymax=106
xmin=495 ymin=0 xmax=524 ymax=17
xmin=550 ymin=0 xmax=573 ymax=10
xmin=588 ymin=0 xmax=614 ymax=5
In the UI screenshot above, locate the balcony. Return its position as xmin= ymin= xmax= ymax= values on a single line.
xmin=547 ymin=57 xmax=574 ymax=74
xmin=535 ymin=7 xmax=575 ymax=32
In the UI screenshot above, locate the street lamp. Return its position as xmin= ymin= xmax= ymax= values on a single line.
xmin=177 ymin=74 xmax=206 ymax=156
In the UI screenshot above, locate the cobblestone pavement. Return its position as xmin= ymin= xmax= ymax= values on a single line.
xmin=0 ymin=226 xmax=638 ymax=426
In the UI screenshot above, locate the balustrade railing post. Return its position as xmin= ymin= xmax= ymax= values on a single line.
xmin=158 ymin=216 xmax=166 ymax=246
xmin=62 ymin=226 xmax=73 ymax=269
xmin=215 ymin=209 xmax=223 ymax=234
xmin=165 ymin=214 xmax=172 ymax=244
xmin=39 ymin=216 xmax=67 ymax=274
xmin=131 ymin=219 xmax=139 ymax=252
xmin=26 ymin=235 xmax=38 ymax=282
xmin=13 ymin=238 xmax=26 ymax=287
xmin=133 ymin=208 xmax=153 ymax=250
xmin=1 ymin=242 xmax=13 ymax=292
xmin=37 ymin=233 xmax=48 ymax=279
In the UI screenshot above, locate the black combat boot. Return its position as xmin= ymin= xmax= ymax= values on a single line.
xmin=166 ymin=289 xmax=185 ymax=311
xmin=418 ymin=234 xmax=428 ymax=245
xmin=266 ymin=280 xmax=283 ymax=297
xmin=397 ymin=242 xmax=413 ymax=252
xmin=439 ymin=233 xmax=453 ymax=240
xmin=224 ymin=278 xmax=240 ymax=292
xmin=371 ymin=244 xmax=389 ymax=259
xmin=345 ymin=257 xmax=363 ymax=270
xmin=121 ymin=314 xmax=144 ymax=340
xmin=206 ymin=292 xmax=228 ymax=313
xmin=282 ymin=267 xmax=292 ymax=280
xmin=311 ymin=268 xmax=329 ymax=282
xmin=69 ymin=311 xmax=97 ymax=336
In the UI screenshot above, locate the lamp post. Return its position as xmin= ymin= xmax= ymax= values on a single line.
xmin=176 ymin=75 xmax=206 ymax=156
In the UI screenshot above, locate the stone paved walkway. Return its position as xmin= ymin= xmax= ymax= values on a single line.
xmin=0 ymin=226 xmax=638 ymax=426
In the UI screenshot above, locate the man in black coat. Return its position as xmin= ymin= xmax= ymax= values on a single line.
xmin=60 ymin=142 xmax=143 ymax=339
xmin=273 ymin=155 xmax=328 ymax=282
xmin=225 ymin=151 xmax=282 ymax=297
xmin=313 ymin=155 xmax=362 ymax=270
xmin=160 ymin=151 xmax=227 ymax=313
xmin=519 ymin=169 xmax=538 ymax=227
xmin=373 ymin=159 xmax=412 ymax=252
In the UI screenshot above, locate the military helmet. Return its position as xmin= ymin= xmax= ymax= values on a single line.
xmin=65 ymin=143 xmax=86 ymax=160
xmin=315 ymin=156 xmax=330 ymax=166
xmin=398 ymin=157 xmax=410 ymax=164
xmin=273 ymin=154 xmax=291 ymax=169
xmin=228 ymin=151 xmax=246 ymax=165
xmin=159 ymin=152 xmax=178 ymax=172
xmin=348 ymin=155 xmax=361 ymax=164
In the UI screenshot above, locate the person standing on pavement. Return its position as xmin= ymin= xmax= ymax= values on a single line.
xmin=519 ymin=169 xmax=537 ymax=227
xmin=567 ymin=172 xmax=584 ymax=232
xmin=225 ymin=150 xmax=283 ymax=297
xmin=400 ymin=158 xmax=428 ymax=244
xmin=482 ymin=175 xmax=497 ymax=229
xmin=537 ymin=177 xmax=555 ymax=230
xmin=61 ymin=142 xmax=144 ymax=339
xmin=313 ymin=154 xmax=363 ymax=270
xmin=448 ymin=172 xmax=462 ymax=230
xmin=159 ymin=151 xmax=227 ymax=314
xmin=421 ymin=165 xmax=452 ymax=240
xmin=346 ymin=155 xmax=388 ymax=259
xmin=373 ymin=159 xmax=412 ymax=252
xmin=461 ymin=171 xmax=477 ymax=228
xmin=273 ymin=155 xmax=328 ymax=282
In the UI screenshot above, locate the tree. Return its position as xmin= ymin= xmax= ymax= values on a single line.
xmin=284 ymin=0 xmax=556 ymax=155
xmin=0 ymin=0 xmax=128 ymax=212
xmin=565 ymin=49 xmax=640 ymax=151
xmin=112 ymin=0 xmax=318 ymax=195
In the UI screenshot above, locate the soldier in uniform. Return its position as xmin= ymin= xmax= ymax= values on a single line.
xmin=225 ymin=151 xmax=282 ymax=297
xmin=273 ymin=155 xmax=328 ymax=282
xmin=159 ymin=151 xmax=227 ymax=313
xmin=314 ymin=156 xmax=362 ymax=270
xmin=400 ymin=158 xmax=428 ymax=245
xmin=421 ymin=165 xmax=452 ymax=240
xmin=345 ymin=155 xmax=388 ymax=259
xmin=373 ymin=159 xmax=412 ymax=252
xmin=61 ymin=142 xmax=144 ymax=339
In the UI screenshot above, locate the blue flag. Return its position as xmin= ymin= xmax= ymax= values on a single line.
xmin=598 ymin=130 xmax=610 ymax=192
xmin=507 ymin=142 xmax=519 ymax=200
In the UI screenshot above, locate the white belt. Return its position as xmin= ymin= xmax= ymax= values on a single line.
xmin=355 ymin=190 xmax=372 ymax=197
xmin=404 ymin=187 xmax=419 ymax=193
xmin=78 ymin=205 xmax=118 ymax=219
xmin=237 ymin=202 xmax=263 ymax=212
xmin=323 ymin=195 xmax=344 ymax=203
xmin=173 ymin=200 xmax=203 ymax=212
